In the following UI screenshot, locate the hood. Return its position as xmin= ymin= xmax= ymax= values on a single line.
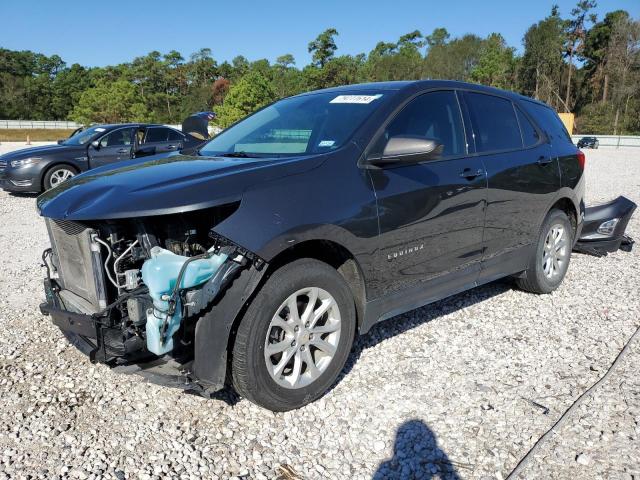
xmin=0 ymin=143 xmax=84 ymax=160
xmin=37 ymin=152 xmax=325 ymax=220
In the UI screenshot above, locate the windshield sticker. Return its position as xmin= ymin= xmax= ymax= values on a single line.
xmin=95 ymin=127 xmax=106 ymax=132
xmin=330 ymin=94 xmax=383 ymax=104
xmin=318 ymin=140 xmax=335 ymax=147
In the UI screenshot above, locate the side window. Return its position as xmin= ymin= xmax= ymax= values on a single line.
xmin=522 ymin=101 xmax=572 ymax=144
xmin=383 ymin=90 xmax=466 ymax=159
xmin=145 ymin=128 xmax=171 ymax=143
xmin=465 ymin=92 xmax=522 ymax=152
xmin=515 ymin=107 xmax=540 ymax=147
xmin=167 ymin=129 xmax=184 ymax=141
xmin=99 ymin=129 xmax=133 ymax=148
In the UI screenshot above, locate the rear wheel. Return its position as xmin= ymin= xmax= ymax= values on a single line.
xmin=231 ymin=259 xmax=356 ymax=411
xmin=517 ymin=209 xmax=573 ymax=294
xmin=43 ymin=165 xmax=77 ymax=190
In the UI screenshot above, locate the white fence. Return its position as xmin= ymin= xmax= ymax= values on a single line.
xmin=571 ymin=135 xmax=640 ymax=148
xmin=0 ymin=119 xmax=83 ymax=129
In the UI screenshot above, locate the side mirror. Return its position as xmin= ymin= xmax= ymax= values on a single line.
xmin=57 ymin=139 xmax=64 ymax=145
xmin=368 ymin=135 xmax=443 ymax=167
xmin=91 ymin=140 xmax=100 ymax=150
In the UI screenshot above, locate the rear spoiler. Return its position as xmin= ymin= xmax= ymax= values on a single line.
xmin=574 ymin=196 xmax=636 ymax=257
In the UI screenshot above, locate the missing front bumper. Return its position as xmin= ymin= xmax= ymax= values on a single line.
xmin=574 ymin=196 xmax=636 ymax=257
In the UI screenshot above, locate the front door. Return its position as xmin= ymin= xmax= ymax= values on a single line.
xmin=89 ymin=127 xmax=135 ymax=169
xmin=367 ymin=90 xmax=487 ymax=299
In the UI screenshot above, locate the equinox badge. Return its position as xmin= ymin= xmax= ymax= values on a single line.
xmin=387 ymin=243 xmax=425 ymax=261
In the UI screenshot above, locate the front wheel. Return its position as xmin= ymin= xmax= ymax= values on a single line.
xmin=43 ymin=165 xmax=77 ymax=190
xmin=516 ymin=209 xmax=573 ymax=294
xmin=231 ymin=259 xmax=356 ymax=411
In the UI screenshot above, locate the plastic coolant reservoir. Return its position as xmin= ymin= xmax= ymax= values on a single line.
xmin=141 ymin=246 xmax=228 ymax=355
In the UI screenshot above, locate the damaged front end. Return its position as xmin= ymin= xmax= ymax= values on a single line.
xmin=40 ymin=206 xmax=265 ymax=393
xmin=574 ymin=196 xmax=636 ymax=257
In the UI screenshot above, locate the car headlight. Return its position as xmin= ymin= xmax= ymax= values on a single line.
xmin=10 ymin=157 xmax=40 ymax=167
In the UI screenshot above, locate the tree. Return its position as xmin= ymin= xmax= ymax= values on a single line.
xmin=471 ymin=33 xmax=516 ymax=89
xmin=276 ymin=54 xmax=296 ymax=69
xmin=424 ymin=33 xmax=484 ymax=81
xmin=583 ymin=10 xmax=631 ymax=103
xmin=520 ymin=8 xmax=566 ymax=108
xmin=71 ymin=79 xmax=150 ymax=125
xmin=308 ymin=28 xmax=339 ymax=67
xmin=215 ymin=71 xmax=275 ymax=128
xmin=564 ymin=1 xmax=598 ymax=111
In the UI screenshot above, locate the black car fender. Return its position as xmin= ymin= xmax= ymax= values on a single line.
xmin=193 ymin=259 xmax=267 ymax=391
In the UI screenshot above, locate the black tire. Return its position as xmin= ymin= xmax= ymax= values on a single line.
xmin=517 ymin=209 xmax=573 ymax=294
xmin=43 ymin=164 xmax=78 ymax=190
xmin=231 ymin=258 xmax=356 ymax=411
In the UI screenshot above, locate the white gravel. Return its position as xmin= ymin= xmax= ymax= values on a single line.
xmin=0 ymin=147 xmax=638 ymax=480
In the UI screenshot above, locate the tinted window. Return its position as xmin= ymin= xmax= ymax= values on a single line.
xmin=465 ymin=92 xmax=522 ymax=152
xmin=383 ymin=90 xmax=466 ymax=159
xmin=167 ymin=129 xmax=184 ymax=141
xmin=516 ymin=107 xmax=540 ymax=147
xmin=99 ymin=129 xmax=133 ymax=147
xmin=522 ymin=101 xmax=572 ymax=144
xmin=145 ymin=127 xmax=171 ymax=143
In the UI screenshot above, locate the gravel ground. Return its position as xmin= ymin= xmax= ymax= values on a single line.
xmin=0 ymin=147 xmax=638 ymax=480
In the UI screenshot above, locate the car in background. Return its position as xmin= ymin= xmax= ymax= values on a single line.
xmin=0 ymin=116 xmax=211 ymax=193
xmin=577 ymin=136 xmax=599 ymax=149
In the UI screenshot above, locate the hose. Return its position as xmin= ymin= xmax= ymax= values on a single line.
xmin=505 ymin=323 xmax=640 ymax=479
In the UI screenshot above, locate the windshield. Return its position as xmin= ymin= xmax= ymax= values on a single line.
xmin=63 ymin=125 xmax=109 ymax=146
xmin=199 ymin=91 xmax=387 ymax=157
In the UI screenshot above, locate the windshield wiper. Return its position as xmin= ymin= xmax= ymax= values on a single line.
xmin=218 ymin=151 xmax=260 ymax=158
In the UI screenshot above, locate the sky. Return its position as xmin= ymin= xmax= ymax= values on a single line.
xmin=1 ymin=0 xmax=639 ymax=68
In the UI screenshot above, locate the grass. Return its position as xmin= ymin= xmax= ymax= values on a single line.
xmin=0 ymin=129 xmax=76 ymax=142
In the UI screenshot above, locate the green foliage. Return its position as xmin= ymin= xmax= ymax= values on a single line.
xmin=308 ymin=28 xmax=339 ymax=67
xmin=471 ymin=33 xmax=516 ymax=89
xmin=1 ymin=10 xmax=640 ymax=135
xmin=71 ymin=80 xmax=151 ymax=124
xmin=215 ymin=71 xmax=275 ymax=128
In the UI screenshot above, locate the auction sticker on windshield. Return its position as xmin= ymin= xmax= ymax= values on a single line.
xmin=330 ymin=94 xmax=382 ymax=104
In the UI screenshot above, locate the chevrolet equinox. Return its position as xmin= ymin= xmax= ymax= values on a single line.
xmin=38 ymin=81 xmax=585 ymax=411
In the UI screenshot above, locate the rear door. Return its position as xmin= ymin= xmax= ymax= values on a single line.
xmin=367 ymin=89 xmax=487 ymax=299
xmin=461 ymin=91 xmax=560 ymax=281
xmin=88 ymin=127 xmax=136 ymax=169
xmin=144 ymin=127 xmax=184 ymax=153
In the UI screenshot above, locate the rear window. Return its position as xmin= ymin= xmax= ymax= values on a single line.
xmin=465 ymin=92 xmax=522 ymax=153
xmin=522 ymin=101 xmax=571 ymax=144
xmin=515 ymin=107 xmax=540 ymax=147
xmin=145 ymin=128 xmax=171 ymax=143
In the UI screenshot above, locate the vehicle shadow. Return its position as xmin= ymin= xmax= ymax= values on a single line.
xmin=373 ymin=419 xmax=462 ymax=479
xmin=5 ymin=191 xmax=39 ymax=199
xmin=338 ymin=279 xmax=512 ymax=385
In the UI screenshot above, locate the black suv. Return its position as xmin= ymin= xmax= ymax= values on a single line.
xmin=38 ymin=81 xmax=585 ymax=411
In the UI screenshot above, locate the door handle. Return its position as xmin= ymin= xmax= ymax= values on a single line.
xmin=459 ymin=168 xmax=485 ymax=180
xmin=167 ymin=145 xmax=177 ymax=149
xmin=117 ymin=148 xmax=130 ymax=154
xmin=537 ymin=156 xmax=553 ymax=165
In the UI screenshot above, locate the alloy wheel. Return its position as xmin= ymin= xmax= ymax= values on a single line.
xmin=264 ymin=287 xmax=341 ymax=389
xmin=49 ymin=168 xmax=75 ymax=187
xmin=542 ymin=223 xmax=568 ymax=279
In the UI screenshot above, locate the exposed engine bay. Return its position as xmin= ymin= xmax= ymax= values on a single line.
xmin=40 ymin=204 xmax=263 ymax=373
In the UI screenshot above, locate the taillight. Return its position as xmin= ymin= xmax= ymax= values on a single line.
xmin=577 ymin=150 xmax=586 ymax=170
